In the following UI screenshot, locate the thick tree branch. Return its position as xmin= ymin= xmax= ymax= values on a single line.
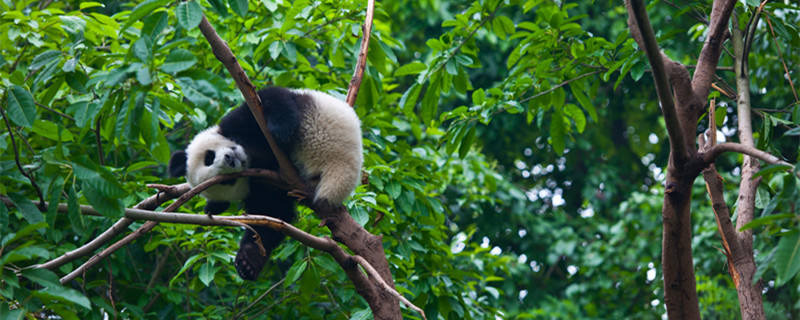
xmin=703 ymin=142 xmax=788 ymax=167
xmin=345 ymin=0 xmax=375 ymax=107
xmin=728 ymin=22 xmax=766 ymax=320
xmin=625 ymin=0 xmax=687 ymax=162
xmin=691 ymin=0 xmax=736 ymax=101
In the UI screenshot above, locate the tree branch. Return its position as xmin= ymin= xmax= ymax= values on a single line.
xmin=345 ymin=0 xmax=375 ymax=107
xmin=691 ymin=0 xmax=736 ymax=101
xmin=625 ymin=0 xmax=687 ymax=162
xmin=0 ymin=104 xmax=46 ymax=211
xmin=702 ymin=142 xmax=788 ymax=168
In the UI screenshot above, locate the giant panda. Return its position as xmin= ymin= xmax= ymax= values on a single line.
xmin=168 ymin=87 xmax=363 ymax=280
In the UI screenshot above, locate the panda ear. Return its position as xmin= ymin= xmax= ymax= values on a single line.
xmin=169 ymin=150 xmax=188 ymax=177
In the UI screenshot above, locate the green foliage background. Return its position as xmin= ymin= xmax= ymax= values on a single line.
xmin=1 ymin=0 xmax=799 ymax=319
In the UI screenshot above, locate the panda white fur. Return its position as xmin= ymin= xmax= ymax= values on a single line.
xmin=169 ymin=87 xmax=362 ymax=280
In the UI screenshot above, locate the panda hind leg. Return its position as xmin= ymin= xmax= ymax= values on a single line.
xmin=204 ymin=201 xmax=230 ymax=217
xmin=234 ymin=183 xmax=296 ymax=280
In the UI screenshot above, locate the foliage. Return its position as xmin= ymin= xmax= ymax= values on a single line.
xmin=1 ymin=0 xmax=800 ymax=318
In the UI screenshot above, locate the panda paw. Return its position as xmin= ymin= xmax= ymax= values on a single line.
xmin=235 ymin=240 xmax=268 ymax=281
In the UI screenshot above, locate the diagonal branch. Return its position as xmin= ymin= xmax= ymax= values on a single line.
xmin=198 ymin=15 xmax=303 ymax=188
xmin=691 ymin=0 xmax=737 ymax=101
xmin=345 ymin=0 xmax=375 ymax=107
xmin=625 ymin=0 xmax=687 ymax=161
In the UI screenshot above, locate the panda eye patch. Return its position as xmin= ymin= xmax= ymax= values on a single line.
xmin=204 ymin=150 xmax=216 ymax=166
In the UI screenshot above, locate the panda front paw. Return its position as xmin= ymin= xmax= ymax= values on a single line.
xmin=235 ymin=239 xmax=268 ymax=281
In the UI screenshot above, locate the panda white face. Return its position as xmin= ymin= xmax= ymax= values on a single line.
xmin=183 ymin=127 xmax=250 ymax=202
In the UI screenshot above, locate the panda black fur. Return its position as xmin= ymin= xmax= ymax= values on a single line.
xmin=168 ymin=87 xmax=362 ymax=280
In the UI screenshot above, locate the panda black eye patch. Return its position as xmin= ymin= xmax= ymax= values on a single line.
xmin=204 ymin=150 xmax=216 ymax=166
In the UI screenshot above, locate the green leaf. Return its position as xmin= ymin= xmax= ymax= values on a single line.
xmin=80 ymin=2 xmax=104 ymax=10
xmin=161 ymin=49 xmax=197 ymax=73
xmin=550 ymin=106 xmax=566 ymax=155
xmin=65 ymin=71 xmax=89 ymax=94
xmin=752 ymin=164 xmax=793 ymax=180
xmin=198 ymin=258 xmax=215 ymax=286
xmin=121 ymin=0 xmax=171 ymax=33
xmin=400 ymin=83 xmax=422 ymax=115
xmin=421 ymin=78 xmax=441 ymax=124
xmin=7 ymin=193 xmax=44 ymax=228
xmin=66 ymin=101 xmax=101 ymax=128
xmin=570 ymin=83 xmax=597 ymax=122
xmin=5 ymin=85 xmax=37 ymax=128
xmin=453 ymin=67 xmax=469 ymax=94
xmin=37 ymin=285 xmax=92 ymax=310
xmin=142 ymin=11 xmax=169 ymax=38
xmin=21 ymin=268 xmax=60 ymax=286
xmin=472 ymin=88 xmax=486 ymax=105
xmin=67 ymin=186 xmax=87 ymax=237
xmin=445 ymin=59 xmax=458 ymax=75
xmin=386 ymin=180 xmax=401 ymax=199
xmin=715 ymin=103 xmax=727 ymax=127
xmin=176 ymin=1 xmax=203 ymax=29
xmin=739 ymin=213 xmax=794 ymax=231
xmin=207 ymin=0 xmax=228 ymax=16
xmin=62 ymin=57 xmax=77 ymax=73
xmin=0 ymin=201 xmax=7 ymax=234
xmin=395 ymin=62 xmax=427 ymax=77
xmin=284 ymin=260 xmax=307 ymax=288
xmin=31 ymin=120 xmax=73 ymax=141
xmin=349 ymin=308 xmax=373 ymax=320
xmin=268 ymin=41 xmax=282 ymax=60
xmin=458 ymin=126 xmax=476 ymax=158
xmin=132 ymin=37 xmax=151 ymax=63
xmin=564 ymin=104 xmax=586 ymax=133
xmin=30 ymin=50 xmax=61 ymax=70
xmin=774 ymin=230 xmax=800 ymax=285
xmin=228 ymin=0 xmax=248 ymax=17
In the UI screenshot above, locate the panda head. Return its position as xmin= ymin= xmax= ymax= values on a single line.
xmin=169 ymin=126 xmax=250 ymax=202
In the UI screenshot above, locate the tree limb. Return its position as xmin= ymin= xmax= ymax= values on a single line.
xmin=625 ymin=0 xmax=687 ymax=162
xmin=702 ymin=142 xmax=788 ymax=168
xmin=691 ymin=0 xmax=736 ymax=101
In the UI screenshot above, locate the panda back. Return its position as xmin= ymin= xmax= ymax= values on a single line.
xmin=291 ymin=89 xmax=363 ymax=204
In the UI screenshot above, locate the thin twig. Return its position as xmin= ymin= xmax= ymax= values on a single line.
xmin=35 ymin=102 xmax=74 ymax=120
xmin=763 ymin=14 xmax=799 ymax=102
xmin=0 ymin=104 xmax=46 ymax=211
xmin=345 ymin=0 xmax=375 ymax=107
